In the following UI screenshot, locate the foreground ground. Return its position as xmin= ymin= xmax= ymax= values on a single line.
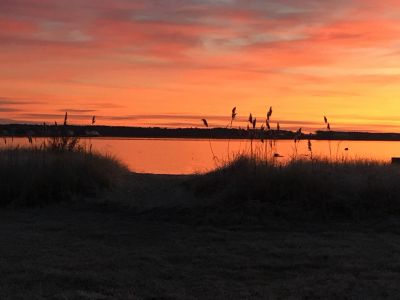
xmin=1 ymin=173 xmax=400 ymax=299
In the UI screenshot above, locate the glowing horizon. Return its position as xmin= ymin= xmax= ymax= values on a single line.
xmin=1 ymin=0 xmax=400 ymax=132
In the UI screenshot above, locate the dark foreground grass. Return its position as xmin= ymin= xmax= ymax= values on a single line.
xmin=190 ymin=155 xmax=400 ymax=220
xmin=0 ymin=147 xmax=128 ymax=207
xmin=1 ymin=179 xmax=400 ymax=299
xmin=2 ymin=154 xmax=400 ymax=299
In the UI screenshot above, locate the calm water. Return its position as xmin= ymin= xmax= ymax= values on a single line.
xmin=5 ymin=137 xmax=400 ymax=174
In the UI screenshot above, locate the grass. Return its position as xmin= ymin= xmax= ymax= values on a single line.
xmin=0 ymin=146 xmax=128 ymax=207
xmin=1 ymin=147 xmax=400 ymax=298
xmin=190 ymin=155 xmax=400 ymax=220
xmin=1 ymin=174 xmax=400 ymax=299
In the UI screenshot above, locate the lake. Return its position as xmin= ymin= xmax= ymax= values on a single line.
xmin=5 ymin=137 xmax=400 ymax=174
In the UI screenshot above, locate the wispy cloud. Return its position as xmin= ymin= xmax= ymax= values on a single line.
xmin=0 ymin=97 xmax=44 ymax=105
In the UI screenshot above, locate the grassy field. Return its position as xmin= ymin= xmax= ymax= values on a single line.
xmin=2 ymin=151 xmax=400 ymax=299
xmin=3 ymin=204 xmax=400 ymax=300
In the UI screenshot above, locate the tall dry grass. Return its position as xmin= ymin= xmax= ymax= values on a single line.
xmin=191 ymin=155 xmax=400 ymax=219
xmin=0 ymin=147 xmax=127 ymax=206
xmin=200 ymin=106 xmax=358 ymax=166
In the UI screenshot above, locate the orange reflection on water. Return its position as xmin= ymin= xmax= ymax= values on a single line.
xmin=81 ymin=138 xmax=400 ymax=174
xmin=4 ymin=138 xmax=400 ymax=174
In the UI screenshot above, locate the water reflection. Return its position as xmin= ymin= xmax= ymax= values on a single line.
xmin=2 ymin=137 xmax=400 ymax=174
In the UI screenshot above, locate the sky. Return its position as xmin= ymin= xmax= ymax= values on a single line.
xmin=1 ymin=0 xmax=400 ymax=132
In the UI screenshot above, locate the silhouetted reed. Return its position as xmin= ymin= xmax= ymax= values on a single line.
xmin=324 ymin=115 xmax=332 ymax=158
xmin=201 ymin=118 xmax=217 ymax=161
xmin=226 ymin=107 xmax=237 ymax=159
xmin=200 ymin=106 xmax=355 ymax=165
xmin=46 ymin=111 xmax=82 ymax=152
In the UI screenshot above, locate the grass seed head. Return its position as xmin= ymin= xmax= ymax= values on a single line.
xmin=231 ymin=107 xmax=237 ymax=120
xmin=267 ymin=106 xmax=273 ymax=120
xmin=64 ymin=112 xmax=68 ymax=126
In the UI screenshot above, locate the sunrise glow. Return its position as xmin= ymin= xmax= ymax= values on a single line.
xmin=1 ymin=0 xmax=400 ymax=131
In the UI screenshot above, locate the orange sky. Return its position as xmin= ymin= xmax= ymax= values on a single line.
xmin=1 ymin=0 xmax=400 ymax=132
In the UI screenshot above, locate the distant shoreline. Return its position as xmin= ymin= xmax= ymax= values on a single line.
xmin=1 ymin=124 xmax=400 ymax=141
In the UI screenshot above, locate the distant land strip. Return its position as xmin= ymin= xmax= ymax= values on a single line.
xmin=1 ymin=124 xmax=400 ymax=141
